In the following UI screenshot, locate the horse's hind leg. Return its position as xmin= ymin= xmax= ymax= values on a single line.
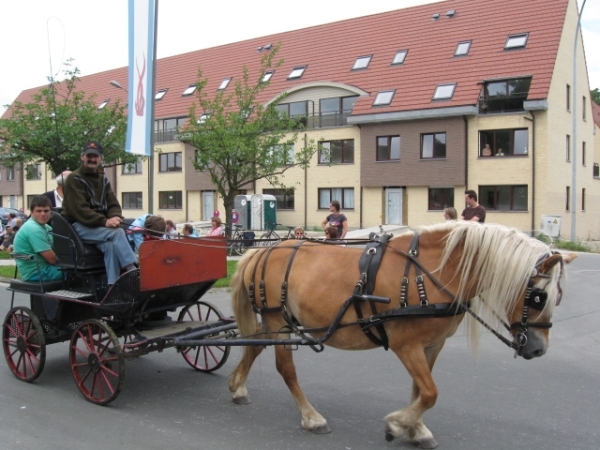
xmin=274 ymin=344 xmax=331 ymax=434
xmin=229 ymin=341 xmax=265 ymax=405
xmin=384 ymin=344 xmax=442 ymax=449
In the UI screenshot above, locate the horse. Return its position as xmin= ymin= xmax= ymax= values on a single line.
xmin=228 ymin=221 xmax=575 ymax=448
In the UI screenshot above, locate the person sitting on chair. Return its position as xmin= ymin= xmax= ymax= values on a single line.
xmin=182 ymin=223 xmax=199 ymax=237
xmin=61 ymin=141 xmax=137 ymax=285
xmin=12 ymin=196 xmax=63 ymax=281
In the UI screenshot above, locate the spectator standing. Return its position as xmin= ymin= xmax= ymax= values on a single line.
xmin=321 ymin=200 xmax=348 ymax=239
xmin=7 ymin=212 xmax=17 ymax=229
xmin=1 ymin=226 xmax=15 ymax=251
xmin=461 ymin=190 xmax=486 ymax=223
xmin=294 ymin=226 xmax=305 ymax=239
xmin=43 ymin=170 xmax=72 ymax=207
xmin=443 ymin=207 xmax=458 ymax=220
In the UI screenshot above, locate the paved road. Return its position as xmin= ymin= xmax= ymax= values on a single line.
xmin=0 ymin=253 xmax=598 ymax=450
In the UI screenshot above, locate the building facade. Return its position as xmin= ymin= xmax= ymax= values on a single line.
xmin=4 ymin=0 xmax=598 ymax=238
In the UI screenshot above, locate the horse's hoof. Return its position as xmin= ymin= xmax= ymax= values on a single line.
xmin=232 ymin=396 xmax=251 ymax=405
xmin=414 ymin=437 xmax=439 ymax=449
xmin=311 ymin=424 xmax=331 ymax=434
xmin=385 ymin=431 xmax=395 ymax=442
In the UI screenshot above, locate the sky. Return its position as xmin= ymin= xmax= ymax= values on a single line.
xmin=1 ymin=0 xmax=599 ymax=112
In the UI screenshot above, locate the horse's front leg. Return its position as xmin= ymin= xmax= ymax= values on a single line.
xmin=274 ymin=344 xmax=331 ymax=434
xmin=385 ymin=345 xmax=440 ymax=449
xmin=229 ymin=335 xmax=264 ymax=405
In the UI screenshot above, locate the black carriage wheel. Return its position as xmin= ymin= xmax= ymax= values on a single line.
xmin=69 ymin=320 xmax=125 ymax=405
xmin=2 ymin=307 xmax=46 ymax=382
xmin=177 ymin=301 xmax=230 ymax=372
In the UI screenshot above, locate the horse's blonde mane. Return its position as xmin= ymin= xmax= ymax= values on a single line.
xmin=417 ymin=221 xmax=562 ymax=349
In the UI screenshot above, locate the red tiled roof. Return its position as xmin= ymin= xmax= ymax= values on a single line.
xmin=5 ymin=0 xmax=569 ymax=120
xmin=592 ymin=100 xmax=600 ymax=127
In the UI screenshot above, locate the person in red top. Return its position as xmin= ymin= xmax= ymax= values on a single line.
xmin=461 ymin=190 xmax=486 ymax=223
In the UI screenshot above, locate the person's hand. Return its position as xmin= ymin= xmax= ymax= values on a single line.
xmin=105 ymin=217 xmax=123 ymax=228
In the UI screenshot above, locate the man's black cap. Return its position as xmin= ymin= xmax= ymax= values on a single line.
xmin=82 ymin=141 xmax=103 ymax=156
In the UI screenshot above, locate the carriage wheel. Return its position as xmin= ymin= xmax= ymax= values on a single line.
xmin=2 ymin=307 xmax=46 ymax=382
xmin=69 ymin=320 xmax=125 ymax=405
xmin=177 ymin=301 xmax=230 ymax=372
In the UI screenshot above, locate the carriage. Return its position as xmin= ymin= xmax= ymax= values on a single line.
xmin=3 ymin=211 xmax=235 ymax=405
xmin=3 ymin=216 xmax=575 ymax=447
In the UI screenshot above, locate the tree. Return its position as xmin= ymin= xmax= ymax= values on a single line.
xmin=0 ymin=60 xmax=136 ymax=176
xmin=182 ymin=44 xmax=319 ymax=230
xmin=591 ymin=88 xmax=600 ymax=106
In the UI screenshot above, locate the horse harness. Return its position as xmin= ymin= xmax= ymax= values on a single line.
xmin=245 ymin=234 xmax=558 ymax=357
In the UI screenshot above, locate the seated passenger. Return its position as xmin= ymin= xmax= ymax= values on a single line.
xmin=13 ymin=196 xmax=63 ymax=282
xmin=61 ymin=141 xmax=137 ymax=285
xmin=182 ymin=223 xmax=199 ymax=237
xmin=294 ymin=226 xmax=305 ymax=239
xmin=206 ymin=217 xmax=224 ymax=237
xmin=126 ymin=214 xmax=167 ymax=252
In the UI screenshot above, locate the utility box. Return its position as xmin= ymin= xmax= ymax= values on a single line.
xmin=234 ymin=195 xmax=252 ymax=230
xmin=250 ymin=194 xmax=277 ymax=231
xmin=540 ymin=215 xmax=561 ymax=238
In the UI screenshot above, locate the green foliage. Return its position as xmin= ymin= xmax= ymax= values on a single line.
xmin=0 ymin=60 xmax=137 ymax=174
xmin=553 ymin=239 xmax=589 ymax=252
xmin=181 ymin=44 xmax=319 ymax=228
xmin=213 ymin=260 xmax=237 ymax=288
xmin=591 ymin=88 xmax=600 ymax=106
xmin=0 ymin=265 xmax=17 ymax=279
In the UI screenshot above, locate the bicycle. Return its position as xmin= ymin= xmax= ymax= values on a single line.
xmin=257 ymin=222 xmax=295 ymax=247
xmin=224 ymin=223 xmax=247 ymax=256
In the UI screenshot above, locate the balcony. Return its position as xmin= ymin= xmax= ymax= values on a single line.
xmin=479 ymin=93 xmax=529 ymax=114
xmin=154 ymin=128 xmax=178 ymax=143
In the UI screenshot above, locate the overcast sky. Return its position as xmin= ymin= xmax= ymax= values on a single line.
xmin=1 ymin=0 xmax=598 ymax=111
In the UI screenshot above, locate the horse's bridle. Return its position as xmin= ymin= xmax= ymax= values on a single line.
xmin=467 ymin=252 xmax=563 ymax=358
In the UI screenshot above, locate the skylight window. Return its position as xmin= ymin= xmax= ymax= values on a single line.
xmin=455 ymin=41 xmax=471 ymax=56
xmin=433 ymin=84 xmax=456 ymax=100
xmin=392 ymin=50 xmax=408 ymax=65
xmin=198 ymin=113 xmax=211 ymax=124
xmin=155 ymin=89 xmax=168 ymax=100
xmin=352 ymin=55 xmax=372 ymax=70
xmin=98 ymin=99 xmax=109 ymax=109
xmin=288 ymin=66 xmax=307 ymax=80
xmin=505 ymin=33 xmax=529 ymax=49
xmin=261 ymin=71 xmax=274 ymax=83
xmin=373 ymin=90 xmax=395 ymax=106
xmin=182 ymin=84 xmax=197 ymax=96
xmin=217 ymin=78 xmax=231 ymax=91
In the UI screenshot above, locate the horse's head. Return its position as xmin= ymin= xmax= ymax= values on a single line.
xmin=508 ymin=252 xmax=576 ymax=360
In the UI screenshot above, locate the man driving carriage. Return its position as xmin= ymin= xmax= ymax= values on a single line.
xmin=61 ymin=141 xmax=137 ymax=285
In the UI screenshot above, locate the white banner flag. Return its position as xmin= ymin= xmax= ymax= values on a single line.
xmin=126 ymin=0 xmax=157 ymax=156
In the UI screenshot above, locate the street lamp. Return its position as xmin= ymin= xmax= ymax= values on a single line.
xmin=570 ymin=0 xmax=587 ymax=242
xmin=109 ymin=80 xmax=155 ymax=214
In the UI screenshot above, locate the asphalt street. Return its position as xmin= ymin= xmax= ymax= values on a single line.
xmin=0 ymin=252 xmax=598 ymax=450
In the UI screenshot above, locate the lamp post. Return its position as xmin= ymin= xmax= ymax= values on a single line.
xmin=109 ymin=80 xmax=155 ymax=214
xmin=570 ymin=0 xmax=587 ymax=242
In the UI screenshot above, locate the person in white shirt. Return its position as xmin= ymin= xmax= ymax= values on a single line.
xmin=43 ymin=170 xmax=72 ymax=207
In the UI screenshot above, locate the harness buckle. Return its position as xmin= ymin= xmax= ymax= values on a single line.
xmin=367 ymin=247 xmax=377 ymax=255
xmin=408 ymin=249 xmax=417 ymax=257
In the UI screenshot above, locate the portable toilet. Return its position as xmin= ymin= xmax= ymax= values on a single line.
xmin=234 ymin=195 xmax=252 ymax=230
xmin=250 ymin=194 xmax=277 ymax=231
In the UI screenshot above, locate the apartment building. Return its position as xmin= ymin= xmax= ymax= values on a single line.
xmin=4 ymin=0 xmax=598 ymax=238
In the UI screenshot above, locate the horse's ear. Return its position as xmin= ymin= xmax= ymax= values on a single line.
xmin=539 ymin=254 xmax=562 ymax=273
xmin=561 ymin=252 xmax=578 ymax=264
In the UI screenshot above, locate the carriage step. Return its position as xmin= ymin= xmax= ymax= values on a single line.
xmin=45 ymin=290 xmax=95 ymax=300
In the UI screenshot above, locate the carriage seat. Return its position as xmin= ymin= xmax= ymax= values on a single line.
xmin=50 ymin=211 xmax=106 ymax=271
xmin=9 ymin=278 xmax=65 ymax=294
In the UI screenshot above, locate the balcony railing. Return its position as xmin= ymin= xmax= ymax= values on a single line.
xmin=154 ymin=128 xmax=178 ymax=143
xmin=479 ymin=93 xmax=528 ymax=114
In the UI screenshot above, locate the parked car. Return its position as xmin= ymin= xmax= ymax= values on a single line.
xmin=0 ymin=207 xmax=28 ymax=226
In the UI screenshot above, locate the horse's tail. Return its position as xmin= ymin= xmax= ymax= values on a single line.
xmin=231 ymin=249 xmax=259 ymax=337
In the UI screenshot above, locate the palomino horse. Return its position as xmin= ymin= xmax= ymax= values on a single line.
xmin=229 ymin=221 xmax=575 ymax=448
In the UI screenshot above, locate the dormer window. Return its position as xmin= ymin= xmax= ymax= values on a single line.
xmin=505 ymin=33 xmax=529 ymax=49
xmin=182 ymin=84 xmax=197 ymax=96
xmin=98 ymin=99 xmax=109 ymax=109
xmin=455 ymin=41 xmax=471 ymax=56
xmin=352 ymin=55 xmax=372 ymax=70
xmin=392 ymin=50 xmax=408 ymax=65
xmin=373 ymin=90 xmax=395 ymax=106
xmin=288 ymin=66 xmax=307 ymax=80
xmin=155 ymin=89 xmax=168 ymax=100
xmin=217 ymin=78 xmax=232 ymax=91
xmin=261 ymin=71 xmax=274 ymax=83
xmin=198 ymin=113 xmax=211 ymax=124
